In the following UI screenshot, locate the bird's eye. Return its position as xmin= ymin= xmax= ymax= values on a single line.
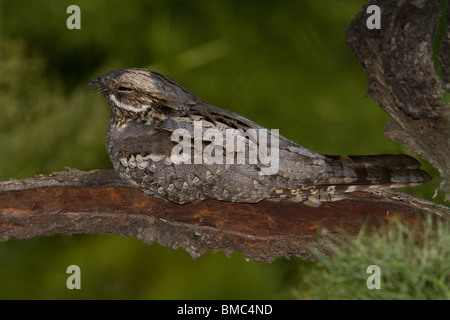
xmin=118 ymin=86 xmax=133 ymax=92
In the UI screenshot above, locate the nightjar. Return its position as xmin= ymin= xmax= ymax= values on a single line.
xmin=90 ymin=68 xmax=431 ymax=206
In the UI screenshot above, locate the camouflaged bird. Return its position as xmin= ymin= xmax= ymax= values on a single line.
xmin=90 ymin=68 xmax=431 ymax=207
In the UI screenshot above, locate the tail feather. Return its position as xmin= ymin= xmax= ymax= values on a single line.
xmin=323 ymin=154 xmax=431 ymax=190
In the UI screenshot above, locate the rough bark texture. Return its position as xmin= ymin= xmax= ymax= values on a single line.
xmin=0 ymin=169 xmax=448 ymax=262
xmin=345 ymin=0 xmax=450 ymax=197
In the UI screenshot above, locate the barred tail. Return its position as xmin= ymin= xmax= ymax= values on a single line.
xmin=323 ymin=154 xmax=432 ymax=191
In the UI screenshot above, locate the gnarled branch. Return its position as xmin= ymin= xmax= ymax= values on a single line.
xmin=0 ymin=169 xmax=448 ymax=262
xmin=345 ymin=0 xmax=450 ymax=196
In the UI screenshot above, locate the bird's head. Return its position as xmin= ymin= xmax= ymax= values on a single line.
xmin=90 ymin=68 xmax=200 ymax=121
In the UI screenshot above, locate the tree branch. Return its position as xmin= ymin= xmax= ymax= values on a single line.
xmin=0 ymin=169 xmax=448 ymax=262
xmin=345 ymin=0 xmax=450 ymax=197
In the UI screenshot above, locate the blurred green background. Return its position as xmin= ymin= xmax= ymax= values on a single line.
xmin=0 ymin=0 xmax=447 ymax=299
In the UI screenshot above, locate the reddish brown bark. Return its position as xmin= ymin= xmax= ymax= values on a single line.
xmin=0 ymin=169 xmax=447 ymax=261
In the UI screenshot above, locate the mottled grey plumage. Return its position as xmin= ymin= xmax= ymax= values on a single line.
xmin=90 ymin=68 xmax=431 ymax=206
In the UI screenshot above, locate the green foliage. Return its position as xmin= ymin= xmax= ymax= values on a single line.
xmin=0 ymin=38 xmax=111 ymax=179
xmin=294 ymin=217 xmax=450 ymax=299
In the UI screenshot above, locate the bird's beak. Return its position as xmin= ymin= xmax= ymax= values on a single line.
xmin=89 ymin=78 xmax=99 ymax=87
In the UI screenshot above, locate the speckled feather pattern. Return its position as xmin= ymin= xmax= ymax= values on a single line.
xmin=91 ymin=68 xmax=431 ymax=206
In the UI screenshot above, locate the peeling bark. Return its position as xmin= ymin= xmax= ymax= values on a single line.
xmin=0 ymin=169 xmax=448 ymax=262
